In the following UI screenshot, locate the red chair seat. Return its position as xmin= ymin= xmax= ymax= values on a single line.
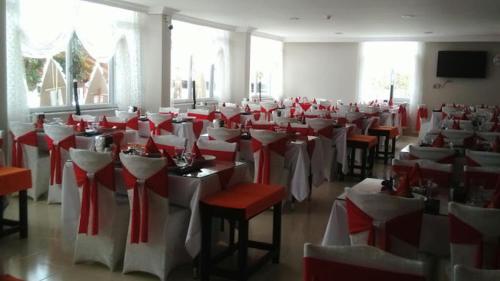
xmin=369 ymin=126 xmax=399 ymax=138
xmin=201 ymin=183 xmax=285 ymax=219
xmin=0 ymin=167 xmax=32 ymax=196
xmin=347 ymin=135 xmax=378 ymax=149
xmin=0 ymin=275 xmax=24 ymax=281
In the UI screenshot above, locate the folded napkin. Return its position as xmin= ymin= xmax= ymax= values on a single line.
xmin=100 ymin=116 xmax=109 ymax=128
xmin=145 ymin=137 xmax=160 ymax=154
xmin=67 ymin=114 xmax=77 ymax=126
xmin=192 ymin=142 xmax=203 ymax=159
xmin=244 ymin=104 xmax=251 ymax=112
xmin=432 ymin=133 xmax=445 ymax=147
xmin=394 ymin=163 xmax=421 ymax=197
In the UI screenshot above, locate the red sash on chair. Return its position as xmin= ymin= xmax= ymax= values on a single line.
xmin=102 ymin=117 xmax=126 ymax=130
xmin=45 ymin=135 xmax=76 ymax=185
xmin=416 ymin=107 xmax=428 ymax=132
xmin=251 ymin=123 xmax=276 ymax=131
xmin=148 ymin=119 xmax=173 ymax=136
xmin=351 ymin=118 xmax=364 ymax=131
xmin=155 ymin=143 xmax=177 ymax=158
xmin=449 ymin=214 xmax=500 ymax=268
xmin=317 ymin=125 xmax=334 ymax=139
xmin=122 ymin=166 xmax=168 ymax=243
xmin=299 ymin=103 xmax=312 ymax=112
xmin=289 ymin=126 xmax=314 ymax=137
xmin=398 ymin=105 xmax=408 ymax=127
xmin=111 ymin=132 xmax=124 ymax=159
xmin=208 ymin=135 xmax=240 ymax=143
xmin=221 ymin=113 xmax=241 ymax=128
xmin=346 ymin=198 xmax=423 ymax=251
xmin=10 ymin=131 xmax=37 ymax=168
xmin=260 ymin=106 xmax=277 ymax=122
xmin=73 ymin=163 xmax=114 ymax=235
xmin=251 ymin=137 xmax=288 ymax=184
xmin=188 ymin=112 xmax=216 ymax=121
xmin=193 ymin=120 xmax=204 ymax=138
xmin=126 ymin=116 xmax=139 ymax=131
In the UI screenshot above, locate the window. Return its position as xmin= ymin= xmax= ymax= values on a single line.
xmin=171 ymin=20 xmax=229 ymax=101
xmin=24 ymin=34 xmax=111 ymax=108
xmin=358 ymin=42 xmax=420 ymax=103
xmin=249 ymin=36 xmax=283 ymax=100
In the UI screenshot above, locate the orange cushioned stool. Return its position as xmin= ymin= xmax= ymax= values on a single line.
xmin=368 ymin=125 xmax=399 ymax=164
xmin=200 ymin=183 xmax=285 ymax=281
xmin=0 ymin=167 xmax=31 ymax=239
xmin=346 ymin=134 xmax=378 ymax=179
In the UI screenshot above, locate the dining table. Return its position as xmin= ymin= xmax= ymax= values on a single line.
xmin=60 ymin=158 xmax=252 ymax=258
xmin=321 ymin=178 xmax=451 ymax=257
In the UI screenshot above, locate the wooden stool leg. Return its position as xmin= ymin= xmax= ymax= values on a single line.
xmin=384 ymin=136 xmax=390 ymax=165
xmin=229 ymin=220 xmax=236 ymax=246
xmin=349 ymin=148 xmax=355 ymax=176
xmin=238 ymin=219 xmax=249 ymax=281
xmin=376 ymin=136 xmax=380 ymax=157
xmin=391 ymin=137 xmax=396 ymax=158
xmin=272 ymin=202 xmax=282 ymax=264
xmin=200 ymin=205 xmax=212 ymax=281
xmin=361 ymin=148 xmax=367 ymax=179
xmin=19 ymin=190 xmax=28 ymax=239
xmin=0 ymin=195 xmax=4 ymax=236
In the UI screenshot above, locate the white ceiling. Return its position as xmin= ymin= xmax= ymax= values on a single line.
xmin=124 ymin=0 xmax=500 ymax=42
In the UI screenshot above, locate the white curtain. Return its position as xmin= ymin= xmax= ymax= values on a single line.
xmin=6 ymin=0 xmax=29 ymax=122
xmin=250 ymin=36 xmax=283 ymax=101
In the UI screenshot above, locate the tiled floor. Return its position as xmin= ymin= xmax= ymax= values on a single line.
xmin=1 ymin=136 xmax=416 ymax=281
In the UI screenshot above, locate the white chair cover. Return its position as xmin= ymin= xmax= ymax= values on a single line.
xmin=147 ymin=113 xmax=173 ymax=135
xmin=70 ymin=149 xmax=129 ymax=270
xmin=304 ymin=244 xmax=426 ymax=280
xmin=465 ymin=150 xmax=500 ymax=167
xmin=72 ymin=114 xmax=96 ymax=122
xmin=44 ymin=124 xmax=75 ymax=204
xmin=250 ymin=129 xmax=289 ymax=187
xmin=346 ymin=188 xmax=425 ymax=259
xmin=120 ymin=153 xmax=191 ymax=280
xmin=306 ymin=118 xmax=335 ymax=181
xmin=115 ymin=110 xmax=138 ymax=121
xmin=449 ymin=203 xmax=500 ymax=275
xmin=153 ymin=135 xmax=187 ymax=151
xmin=478 ymin=132 xmax=500 ymax=142
xmin=158 ymin=107 xmax=179 ymax=115
xmin=9 ymin=122 xmax=50 ymax=200
xmin=409 ymin=145 xmax=455 ymax=163
xmin=196 ymin=138 xmax=237 ymax=161
xmin=454 ymin=265 xmax=500 ymax=281
xmin=207 ymin=127 xmax=240 ymax=142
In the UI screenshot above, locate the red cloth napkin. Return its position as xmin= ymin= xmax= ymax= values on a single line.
xmin=145 ymin=137 xmax=160 ymax=154
xmin=394 ymin=164 xmax=421 ymax=197
xmin=452 ymin=120 xmax=460 ymax=130
xmin=100 ymin=116 xmax=109 ymax=128
xmin=67 ymin=114 xmax=76 ymax=126
xmin=461 ymin=113 xmax=469 ymax=120
xmin=286 ymin=123 xmax=293 ymax=133
xmin=192 ymin=142 xmax=203 ymax=159
xmin=432 ymin=134 xmax=445 ymax=147
xmin=244 ymin=104 xmax=251 ymax=112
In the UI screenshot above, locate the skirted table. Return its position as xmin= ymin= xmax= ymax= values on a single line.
xmin=0 ymin=167 xmax=32 ymax=239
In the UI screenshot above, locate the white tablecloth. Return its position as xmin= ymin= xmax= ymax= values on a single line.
xmin=61 ymin=160 xmax=251 ymax=257
xmin=37 ymin=130 xmax=138 ymax=152
xmin=321 ymin=178 xmax=450 ymax=257
xmin=138 ymin=120 xmax=210 ymax=149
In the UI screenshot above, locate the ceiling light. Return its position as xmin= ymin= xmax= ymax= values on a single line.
xmin=424 ymin=31 xmax=434 ymax=34
xmin=335 ymin=32 xmax=343 ymax=35
xmin=289 ymin=17 xmax=300 ymax=21
xmin=401 ymin=14 xmax=416 ymax=19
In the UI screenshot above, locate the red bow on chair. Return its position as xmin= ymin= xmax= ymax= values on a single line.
xmin=122 ymin=166 xmax=168 ymax=243
xmin=45 ymin=135 xmax=76 ymax=185
xmin=126 ymin=116 xmax=139 ymax=131
xmin=73 ymin=163 xmax=114 ymax=235
xmin=299 ymin=103 xmax=312 ymax=112
xmin=67 ymin=115 xmax=77 ymax=126
xmin=148 ymin=119 xmax=173 ymax=136
xmin=398 ymin=105 xmax=408 ymax=127
xmin=317 ymin=125 xmax=334 ymax=139
xmin=431 ymin=134 xmax=445 ymax=148
xmin=346 ymin=198 xmax=423 ymax=252
xmin=221 ymin=112 xmax=241 ymax=128
xmin=251 ymin=137 xmax=287 ymax=184
xmin=416 ymin=107 xmax=428 ymax=131
xmin=10 ymin=130 xmax=37 ymax=168
xmin=260 ymin=106 xmax=277 ymax=122
xmin=193 ymin=120 xmax=204 ymax=139
xmin=145 ymin=137 xmax=160 ymax=154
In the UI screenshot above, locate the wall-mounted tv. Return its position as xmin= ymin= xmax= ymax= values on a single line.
xmin=436 ymin=51 xmax=487 ymax=78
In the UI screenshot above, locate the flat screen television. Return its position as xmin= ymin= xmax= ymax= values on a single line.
xmin=436 ymin=51 xmax=487 ymax=78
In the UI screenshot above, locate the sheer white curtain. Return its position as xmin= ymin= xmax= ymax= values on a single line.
xmin=249 ymin=36 xmax=283 ymax=101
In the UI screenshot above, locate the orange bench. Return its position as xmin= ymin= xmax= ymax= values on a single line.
xmin=0 ymin=167 xmax=32 ymax=239
xmin=368 ymin=126 xmax=399 ymax=164
xmin=200 ymin=183 xmax=285 ymax=281
xmin=346 ymin=135 xmax=378 ymax=179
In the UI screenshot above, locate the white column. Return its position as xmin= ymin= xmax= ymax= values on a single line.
xmin=0 ymin=0 xmax=7 ymax=145
xmin=229 ymin=27 xmax=254 ymax=104
xmin=140 ymin=7 xmax=176 ymax=112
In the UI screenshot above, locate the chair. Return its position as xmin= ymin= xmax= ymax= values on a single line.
xmin=346 ymin=187 xmax=425 ymax=260
xmin=207 ymin=127 xmax=240 ymax=143
xmin=9 ymin=122 xmax=50 ymax=200
xmin=200 ymin=183 xmax=285 ymax=281
xmin=303 ymin=244 xmax=427 ymax=281
xmin=120 ymin=153 xmax=190 ymax=280
xmin=44 ymin=124 xmax=76 ymax=204
xmin=159 ymin=107 xmax=179 ymax=116
xmin=409 ymin=145 xmax=455 ymax=164
xmin=441 ymin=129 xmax=474 ymax=146
xmin=147 ymin=112 xmax=173 ymax=136
xmin=464 ymin=166 xmax=500 ymax=191
xmin=250 ymin=129 xmax=288 ymax=186
xmin=465 ymin=150 xmax=500 ymax=167
xmin=448 ymin=203 xmax=500 ymax=274
xmin=368 ymin=125 xmax=398 ymax=165
xmin=197 ymin=138 xmax=237 ymax=162
xmin=346 ymin=135 xmax=377 ymax=179
xmin=187 ymin=109 xmax=216 ymax=121
xmin=346 ymin=112 xmax=364 ymax=134
xmin=453 ymin=265 xmax=500 ymax=281
xmin=306 ymin=118 xmax=335 ymax=181
xmin=260 ymin=101 xmax=278 ymax=121
xmin=392 ymin=159 xmax=453 ymax=189
xmin=70 ymin=149 xmax=129 ymax=270
xmin=152 ymin=135 xmax=188 ymax=157
xmin=220 ymin=107 xmax=241 ymax=128
xmin=478 ymin=132 xmax=500 ymax=142
xmin=115 ymin=110 xmax=139 ymax=131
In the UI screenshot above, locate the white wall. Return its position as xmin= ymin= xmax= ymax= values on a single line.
xmin=283 ymin=42 xmax=360 ymax=102
xmin=421 ymin=42 xmax=500 ymax=109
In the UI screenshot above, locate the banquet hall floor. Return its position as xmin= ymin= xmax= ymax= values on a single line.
xmin=0 ymin=136 xmax=416 ymax=281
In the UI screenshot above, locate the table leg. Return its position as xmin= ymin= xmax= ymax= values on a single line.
xmin=238 ymin=219 xmax=249 ymax=281
xmin=272 ymin=202 xmax=282 ymax=264
xmin=361 ymin=148 xmax=367 ymax=179
xmin=19 ymin=190 xmax=28 ymax=239
xmin=391 ymin=137 xmax=396 ymax=158
xmin=200 ymin=204 xmax=212 ymax=281
xmin=0 ymin=195 xmax=4 ymax=236
xmin=384 ymin=136 xmax=389 ymax=165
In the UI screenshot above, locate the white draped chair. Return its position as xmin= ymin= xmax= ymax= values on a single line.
xmin=304 ymin=244 xmax=427 ymax=281
xmin=187 ymin=108 xmax=216 ymax=121
xmin=9 ymin=122 xmax=50 ymax=200
xmin=44 ymin=124 xmax=76 ymax=204
xmin=463 ymin=166 xmax=500 ymax=190
xmin=72 ymin=114 xmax=97 ymax=123
xmin=409 ymin=145 xmax=455 ymax=164
xmin=120 ymin=153 xmax=190 ymax=280
xmin=260 ymin=101 xmax=278 ymax=122
xmin=346 ymin=112 xmax=364 ymax=134
xmin=465 ymin=150 xmax=500 ymax=167
xmin=392 ymin=159 xmax=453 ymax=189
xmin=152 ymin=135 xmax=188 ymax=157
xmin=207 ymin=127 xmax=240 ymax=143
xmin=70 ymin=149 xmax=129 ymax=270
xmin=306 ymin=118 xmax=335 ymax=181
xmin=478 ymin=132 xmax=500 ymax=142
xmin=219 ymin=106 xmax=241 ymax=128
xmin=196 ymin=138 xmax=237 ymax=162
xmin=158 ymin=107 xmax=179 ymax=116
xmin=250 ymin=129 xmax=289 ymax=187
xmin=147 ymin=113 xmax=173 ymax=136
xmin=115 ymin=110 xmax=140 ymax=132
xmin=454 ymin=265 xmax=500 ymax=281
xmin=449 ymin=203 xmax=500 ymax=279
